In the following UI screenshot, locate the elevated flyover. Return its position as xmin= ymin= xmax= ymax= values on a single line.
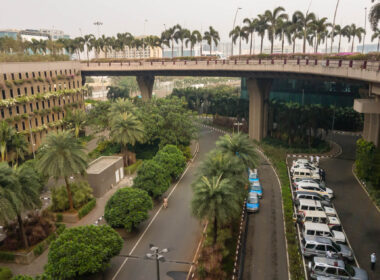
xmin=80 ymin=59 xmax=380 ymax=145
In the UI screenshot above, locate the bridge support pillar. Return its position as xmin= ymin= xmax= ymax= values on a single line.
xmin=247 ymin=78 xmax=273 ymax=141
xmin=136 ymin=75 xmax=155 ymax=100
xmin=354 ymin=83 xmax=380 ymax=147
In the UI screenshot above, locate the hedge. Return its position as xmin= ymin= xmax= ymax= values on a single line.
xmin=78 ymin=198 xmax=96 ymax=219
xmin=0 ymin=251 xmax=15 ymax=262
xmin=0 ymin=267 xmax=12 ymax=280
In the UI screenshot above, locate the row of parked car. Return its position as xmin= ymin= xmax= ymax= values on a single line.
xmin=290 ymin=158 xmax=368 ymax=280
xmin=246 ymin=168 xmax=262 ymax=212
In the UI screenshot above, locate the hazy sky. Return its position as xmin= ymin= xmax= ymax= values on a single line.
xmin=1 ymin=0 xmax=377 ymax=47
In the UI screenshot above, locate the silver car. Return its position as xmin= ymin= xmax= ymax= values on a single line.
xmin=301 ymin=236 xmax=353 ymax=261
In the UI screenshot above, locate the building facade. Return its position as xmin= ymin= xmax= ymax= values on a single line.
xmin=0 ymin=61 xmax=85 ymax=154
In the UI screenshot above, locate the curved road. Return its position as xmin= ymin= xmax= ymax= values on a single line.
xmin=104 ymin=127 xmax=221 ymax=280
xmin=322 ymin=133 xmax=380 ymax=279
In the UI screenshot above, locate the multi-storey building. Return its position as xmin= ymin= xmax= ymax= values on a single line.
xmin=0 ymin=62 xmax=85 ymax=154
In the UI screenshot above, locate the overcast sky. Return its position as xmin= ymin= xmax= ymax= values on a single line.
xmin=1 ymin=0 xmax=377 ymax=47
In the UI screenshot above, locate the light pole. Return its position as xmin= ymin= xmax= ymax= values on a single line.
xmin=231 ymin=7 xmax=242 ymax=57
xmin=146 ymin=244 xmax=168 ymax=280
xmin=93 ymin=21 xmax=103 ymax=38
xmin=362 ymin=7 xmax=367 ymax=53
xmin=233 ymin=120 xmax=243 ymax=133
xmin=330 ymin=0 xmax=340 ymax=53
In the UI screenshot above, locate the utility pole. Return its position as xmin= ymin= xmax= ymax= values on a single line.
xmin=146 ymin=244 xmax=168 ymax=280
xmin=362 ymin=7 xmax=367 ymax=53
xmin=330 ymin=0 xmax=340 ymax=53
xmin=93 ymin=21 xmax=103 ymax=38
xmin=231 ymin=7 xmax=242 ymax=57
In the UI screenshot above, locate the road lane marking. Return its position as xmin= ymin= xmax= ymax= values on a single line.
xmin=111 ymin=131 xmax=202 ymax=280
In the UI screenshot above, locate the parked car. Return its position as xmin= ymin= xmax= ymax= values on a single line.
xmin=302 ymin=222 xmax=346 ymax=244
xmin=297 ymin=199 xmax=325 ymax=213
xmin=301 ymin=236 xmax=353 ymax=260
xmin=293 ymin=178 xmax=325 ymax=189
xmin=249 ymin=181 xmax=263 ymax=198
xmin=294 ymin=210 xmax=342 ymax=231
xmin=248 ymin=168 xmax=259 ymax=182
xmin=292 ymin=167 xmax=321 ymax=181
xmin=294 ymin=191 xmax=332 ymax=207
xmin=246 ymin=192 xmax=259 ymax=213
xmin=295 ymin=182 xmax=334 ymax=199
xmin=309 ymin=257 xmax=368 ymax=280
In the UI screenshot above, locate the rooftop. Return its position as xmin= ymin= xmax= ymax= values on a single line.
xmin=87 ymin=156 xmax=122 ymax=174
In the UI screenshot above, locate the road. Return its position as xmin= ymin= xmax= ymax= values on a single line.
xmin=104 ymin=127 xmax=222 ymax=280
xmin=321 ymin=133 xmax=380 ymax=279
xmin=243 ymin=155 xmax=289 ymax=280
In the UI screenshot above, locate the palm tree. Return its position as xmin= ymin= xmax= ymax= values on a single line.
xmin=264 ymin=6 xmax=288 ymax=54
xmin=215 ymin=133 xmax=257 ymax=169
xmin=285 ymin=16 xmax=303 ymax=53
xmin=310 ymin=18 xmax=331 ymax=52
xmin=0 ymin=121 xmax=15 ymax=162
xmin=10 ymin=133 xmax=28 ymax=166
xmin=174 ymin=26 xmax=190 ymax=57
xmin=256 ymin=14 xmax=268 ymax=54
xmin=110 ymin=112 xmax=145 ymax=166
xmin=0 ymin=163 xmax=41 ymax=249
xmin=346 ymin=24 xmax=366 ymax=52
xmin=167 ymin=25 xmax=181 ymax=58
xmin=203 ymin=26 xmax=220 ymax=55
xmin=229 ymin=26 xmax=248 ymax=56
xmin=293 ymin=10 xmax=316 ymax=53
xmin=371 ymin=28 xmax=380 ymax=52
xmin=160 ymin=30 xmax=171 ymax=57
xmin=369 ymin=2 xmax=380 ymax=31
xmin=186 ymin=30 xmax=202 ymax=56
xmin=36 ymin=131 xmax=88 ymax=211
xmin=108 ymin=98 xmax=136 ymax=121
xmin=64 ymin=109 xmax=87 ymax=138
xmin=243 ymin=18 xmax=258 ymax=55
xmin=83 ymin=34 xmax=95 ymax=61
xmin=276 ymin=19 xmax=292 ymax=54
xmin=192 ymin=175 xmax=240 ymax=245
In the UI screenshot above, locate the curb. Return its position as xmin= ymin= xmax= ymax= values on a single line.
xmin=286 ymin=139 xmax=342 ymax=160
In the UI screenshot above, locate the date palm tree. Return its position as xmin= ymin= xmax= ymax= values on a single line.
xmin=10 ymin=133 xmax=28 ymax=166
xmin=0 ymin=163 xmax=42 ymax=249
xmin=36 ymin=130 xmax=88 ymax=211
xmin=256 ymin=14 xmax=268 ymax=54
xmin=192 ymin=174 xmax=240 ymax=245
xmin=229 ymin=26 xmax=248 ymax=56
xmin=264 ymin=6 xmax=288 ymax=54
xmin=63 ymin=109 xmax=87 ymax=138
xmin=110 ymin=112 xmax=145 ymax=166
xmin=243 ymin=18 xmax=258 ymax=55
xmin=0 ymin=121 xmax=15 ymax=162
xmin=369 ymin=2 xmax=380 ymax=31
xmin=346 ymin=24 xmax=366 ymax=52
xmin=174 ymin=26 xmax=190 ymax=57
xmin=186 ymin=30 xmax=202 ymax=56
xmin=371 ymin=28 xmax=380 ymax=52
xmin=203 ymin=26 xmax=220 ymax=55
xmin=293 ymin=10 xmax=316 ymax=53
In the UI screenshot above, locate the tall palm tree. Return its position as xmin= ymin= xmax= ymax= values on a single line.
xmin=264 ymin=7 xmax=288 ymax=54
xmin=216 ymin=133 xmax=257 ymax=169
xmin=346 ymin=24 xmax=366 ymax=52
xmin=229 ymin=26 xmax=248 ymax=56
xmin=160 ymin=30 xmax=171 ymax=57
xmin=36 ymin=131 xmax=88 ymax=211
xmin=174 ymin=26 xmax=190 ymax=57
xmin=167 ymin=25 xmax=181 ymax=58
xmin=108 ymin=98 xmax=136 ymax=121
xmin=203 ymin=26 xmax=220 ymax=55
xmin=256 ymin=14 xmax=268 ymax=54
xmin=64 ymin=109 xmax=87 ymax=138
xmin=286 ymin=15 xmax=303 ymax=53
xmin=293 ymin=10 xmax=316 ymax=53
xmin=243 ymin=18 xmax=258 ymax=55
xmin=276 ymin=19 xmax=292 ymax=54
xmin=110 ymin=112 xmax=145 ymax=166
xmin=10 ymin=133 xmax=28 ymax=166
xmin=310 ymin=17 xmax=331 ymax=52
xmin=369 ymin=2 xmax=380 ymax=31
xmin=83 ymin=34 xmax=95 ymax=61
xmin=371 ymin=28 xmax=380 ymax=52
xmin=0 ymin=163 xmax=41 ymax=249
xmin=192 ymin=175 xmax=240 ymax=245
xmin=185 ymin=30 xmax=202 ymax=56
xmin=0 ymin=121 xmax=15 ymax=162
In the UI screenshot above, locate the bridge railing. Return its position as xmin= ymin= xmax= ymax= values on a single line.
xmin=81 ymin=59 xmax=380 ymax=72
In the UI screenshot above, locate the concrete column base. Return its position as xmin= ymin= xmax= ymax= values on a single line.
xmin=136 ymin=75 xmax=155 ymax=100
xmin=247 ymin=78 xmax=272 ymax=141
xmin=363 ymin=113 xmax=380 ymax=146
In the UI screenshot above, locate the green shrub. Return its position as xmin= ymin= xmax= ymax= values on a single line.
xmin=11 ymin=276 xmax=34 ymax=280
xmin=133 ymin=160 xmax=171 ymax=198
xmin=0 ymin=267 xmax=12 ymax=280
xmin=105 ymin=188 xmax=153 ymax=232
xmin=0 ymin=251 xmax=15 ymax=262
xmin=124 ymin=159 xmax=143 ymax=175
xmin=153 ymin=145 xmax=186 ymax=179
xmin=50 ymin=181 xmax=93 ymax=212
xmin=33 ymin=244 xmax=44 ymax=257
xmin=355 ymin=138 xmax=376 ymax=180
xmin=45 ymin=225 xmax=123 ymax=280
xmin=55 ymin=223 xmax=66 ymax=235
xmin=178 ymin=145 xmax=192 ymax=161
xmin=78 ymin=198 xmax=96 ymax=219
xmin=55 ymin=213 xmax=63 ymax=222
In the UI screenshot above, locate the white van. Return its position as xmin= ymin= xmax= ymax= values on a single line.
xmin=297 ymin=199 xmax=324 ymax=213
xmin=295 ymin=210 xmax=341 ymax=230
xmin=296 ymin=182 xmax=334 ymax=199
xmin=292 ymin=167 xmax=321 ymax=181
xmin=302 ymin=222 xmax=346 ymax=244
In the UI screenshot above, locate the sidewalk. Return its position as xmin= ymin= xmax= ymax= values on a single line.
xmin=1 ymin=175 xmax=135 ymax=277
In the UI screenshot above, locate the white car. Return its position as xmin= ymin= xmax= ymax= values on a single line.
xmin=302 ymin=222 xmax=346 ymax=244
xmin=295 ymin=182 xmax=334 ymax=199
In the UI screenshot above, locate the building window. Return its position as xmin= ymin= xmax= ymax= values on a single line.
xmin=18 ymin=73 xmax=22 ymax=79
xmin=17 ymin=88 xmax=21 ymax=96
xmin=47 ymin=115 xmax=50 ymax=122
xmin=69 ymin=69 xmax=72 ymax=74
xmin=16 ymin=106 xmax=19 ymax=114
xmin=32 ymin=72 xmax=35 ymax=78
xmin=3 ymin=74 xmax=6 ymax=80
xmin=57 ymin=113 xmax=60 ymax=120
xmin=37 ymin=86 xmax=40 ymax=93
xmin=22 ymin=122 xmax=25 ymax=130
xmin=42 ymin=101 xmax=45 ymax=109
xmin=24 ymin=87 xmax=27 ymax=95
xmin=35 ymin=118 xmax=38 ymax=126
xmin=77 ymin=81 xmax=80 ymax=87
xmin=58 ymin=99 xmax=61 ymax=105
xmin=62 ymin=112 xmax=64 ymax=118
xmin=55 ymin=70 xmax=57 ymax=75
xmin=47 ymin=100 xmax=50 ymax=107
xmin=30 ymin=103 xmax=33 ymax=111
xmin=72 ymin=81 xmax=75 ymax=88
xmin=23 ymin=104 xmax=26 ymax=113
xmin=25 ymin=73 xmax=29 ymax=78
xmin=15 ymin=124 xmax=18 ymax=131
xmin=41 ymin=116 xmax=44 ymax=124
xmin=38 ymin=72 xmax=41 ymax=77
xmin=31 ymin=87 xmax=34 ymax=95
xmin=9 ymin=108 xmax=12 ymax=116
xmin=53 ymin=99 xmax=56 ymax=106
xmin=52 ymin=114 xmax=55 ymax=121
xmin=64 ymin=70 xmax=67 ymax=74
xmin=11 ymin=73 xmax=15 ymax=80
xmin=44 ymin=71 xmax=47 ymax=77
xmin=36 ymin=102 xmax=39 ymax=110
xmin=0 ymin=109 xmax=4 ymax=118
xmin=68 ymin=82 xmax=71 ymax=89
xmin=10 ymin=89 xmax=13 ymax=98
xmin=1 ymin=90 xmax=5 ymax=99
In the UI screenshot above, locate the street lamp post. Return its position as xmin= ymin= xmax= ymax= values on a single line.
xmin=93 ymin=21 xmax=103 ymax=38
xmin=233 ymin=120 xmax=243 ymax=133
xmin=231 ymin=7 xmax=242 ymax=57
xmin=362 ymin=7 xmax=367 ymax=53
xmin=146 ymin=244 xmax=168 ymax=280
xmin=330 ymin=0 xmax=340 ymax=53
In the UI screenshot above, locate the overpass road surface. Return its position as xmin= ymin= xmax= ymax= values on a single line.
xmin=104 ymin=127 xmax=221 ymax=280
